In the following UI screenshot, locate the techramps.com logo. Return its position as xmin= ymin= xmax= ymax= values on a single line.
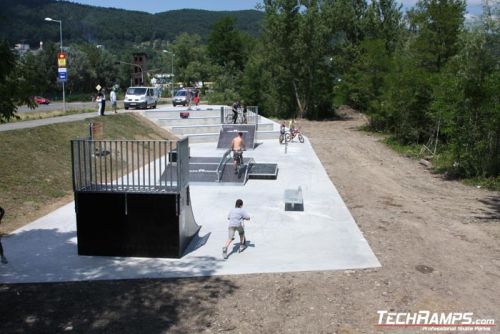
xmin=375 ymin=310 xmax=496 ymax=332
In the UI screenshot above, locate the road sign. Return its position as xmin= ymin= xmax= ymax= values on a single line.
xmin=58 ymin=67 xmax=67 ymax=81
xmin=95 ymin=84 xmax=102 ymax=91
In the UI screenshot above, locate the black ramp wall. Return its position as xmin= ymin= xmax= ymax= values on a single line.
xmin=75 ymin=186 xmax=199 ymax=258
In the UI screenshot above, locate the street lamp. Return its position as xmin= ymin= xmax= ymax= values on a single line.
xmin=115 ymin=61 xmax=143 ymax=85
xmin=44 ymin=17 xmax=66 ymax=114
xmin=162 ymin=50 xmax=175 ymax=98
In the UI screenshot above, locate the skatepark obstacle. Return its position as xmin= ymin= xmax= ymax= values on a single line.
xmin=71 ymin=138 xmax=200 ymax=258
xmin=216 ymin=124 xmax=257 ymax=150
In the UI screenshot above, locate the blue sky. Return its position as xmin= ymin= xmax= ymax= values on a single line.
xmin=69 ymin=0 xmax=483 ymax=15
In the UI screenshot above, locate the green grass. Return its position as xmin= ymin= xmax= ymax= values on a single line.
xmin=382 ymin=136 xmax=422 ymax=159
xmin=13 ymin=108 xmax=96 ymax=122
xmin=463 ymin=177 xmax=500 ymax=191
xmin=381 ymin=136 xmax=500 ymax=191
xmin=0 ymin=113 xmax=172 ymax=232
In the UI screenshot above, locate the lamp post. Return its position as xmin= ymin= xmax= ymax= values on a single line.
xmin=44 ymin=17 xmax=66 ymax=114
xmin=162 ymin=50 xmax=175 ymax=98
xmin=115 ymin=61 xmax=143 ymax=85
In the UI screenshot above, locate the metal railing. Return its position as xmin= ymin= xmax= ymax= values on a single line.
xmin=221 ymin=106 xmax=259 ymax=128
xmin=71 ymin=138 xmax=189 ymax=193
xmin=216 ymin=149 xmax=232 ymax=182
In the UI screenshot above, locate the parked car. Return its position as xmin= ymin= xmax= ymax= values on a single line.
xmin=33 ymin=96 xmax=50 ymax=105
xmin=124 ymin=87 xmax=158 ymax=110
xmin=172 ymin=88 xmax=195 ymax=107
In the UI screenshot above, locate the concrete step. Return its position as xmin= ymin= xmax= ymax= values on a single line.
xmin=157 ymin=116 xmax=221 ymax=126
xmin=170 ymin=129 xmax=282 ymax=144
xmin=145 ymin=109 xmax=221 ymax=118
xmin=184 ymin=132 xmax=220 ymax=143
xmin=156 ymin=114 xmax=264 ymax=126
xmin=170 ymin=123 xmax=275 ymax=136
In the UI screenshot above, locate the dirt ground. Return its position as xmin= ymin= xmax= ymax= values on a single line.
xmin=0 ymin=112 xmax=498 ymax=333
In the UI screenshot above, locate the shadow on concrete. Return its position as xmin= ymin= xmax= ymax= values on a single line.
xmin=183 ymin=231 xmax=211 ymax=256
xmin=0 ymin=228 xmax=223 ymax=283
xmin=0 ymin=228 xmax=236 ymax=333
xmin=226 ymin=239 xmax=255 ymax=259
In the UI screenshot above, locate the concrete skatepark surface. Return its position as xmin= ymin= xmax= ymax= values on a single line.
xmin=0 ymin=112 xmax=380 ymax=283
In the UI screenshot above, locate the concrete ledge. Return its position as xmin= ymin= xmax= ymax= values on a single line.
xmin=171 ymin=123 xmax=275 ymax=136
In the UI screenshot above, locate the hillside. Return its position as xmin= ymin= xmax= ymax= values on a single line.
xmin=0 ymin=0 xmax=263 ymax=49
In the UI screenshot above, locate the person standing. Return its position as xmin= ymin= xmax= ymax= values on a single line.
xmin=223 ymin=199 xmax=250 ymax=259
xmin=288 ymin=118 xmax=296 ymax=134
xmin=110 ymin=89 xmax=117 ymax=114
xmin=100 ymin=89 xmax=106 ymax=116
xmin=232 ymin=100 xmax=240 ymax=124
xmin=193 ymin=91 xmax=200 ymax=109
xmin=242 ymin=103 xmax=248 ymax=124
xmin=96 ymin=91 xmax=103 ymax=116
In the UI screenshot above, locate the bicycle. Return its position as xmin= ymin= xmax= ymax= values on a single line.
xmin=233 ymin=150 xmax=244 ymax=175
xmin=226 ymin=110 xmax=246 ymax=124
xmin=288 ymin=128 xmax=304 ymax=143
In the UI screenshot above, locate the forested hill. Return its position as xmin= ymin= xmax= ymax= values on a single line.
xmin=0 ymin=0 xmax=263 ymax=49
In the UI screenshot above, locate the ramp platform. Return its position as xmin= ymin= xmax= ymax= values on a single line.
xmin=160 ymin=156 xmax=252 ymax=185
xmin=217 ymin=124 xmax=256 ymax=150
xmin=248 ymin=163 xmax=278 ymax=179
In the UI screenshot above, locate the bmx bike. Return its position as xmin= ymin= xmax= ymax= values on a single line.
xmin=233 ymin=150 xmax=244 ymax=175
xmin=279 ymin=128 xmax=304 ymax=143
xmin=226 ymin=110 xmax=247 ymax=124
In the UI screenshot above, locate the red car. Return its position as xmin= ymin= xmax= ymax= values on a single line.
xmin=34 ymin=96 xmax=50 ymax=105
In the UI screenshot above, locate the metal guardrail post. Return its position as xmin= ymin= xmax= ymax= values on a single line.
xmin=255 ymin=106 xmax=259 ymax=130
xmin=220 ymin=106 xmax=224 ymax=124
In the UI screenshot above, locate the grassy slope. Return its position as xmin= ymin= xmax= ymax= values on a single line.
xmin=0 ymin=113 xmax=175 ymax=233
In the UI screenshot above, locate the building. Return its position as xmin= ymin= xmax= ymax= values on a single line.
xmin=132 ymin=53 xmax=147 ymax=86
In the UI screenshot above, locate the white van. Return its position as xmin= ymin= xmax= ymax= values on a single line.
xmin=124 ymin=87 xmax=158 ymax=110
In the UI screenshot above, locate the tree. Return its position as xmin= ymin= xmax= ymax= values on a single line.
xmin=258 ymin=0 xmax=303 ymax=118
xmin=171 ymin=33 xmax=211 ymax=87
xmin=0 ymin=41 xmax=36 ymax=122
xmin=408 ymin=0 xmax=466 ymax=72
xmin=364 ymin=0 xmax=403 ymax=52
xmin=207 ymin=17 xmax=245 ymax=71
xmin=432 ymin=25 xmax=500 ymax=178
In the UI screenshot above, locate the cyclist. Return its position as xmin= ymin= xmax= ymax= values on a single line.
xmin=231 ymin=132 xmax=245 ymax=173
xmin=288 ymin=119 xmax=296 ymax=135
xmin=279 ymin=122 xmax=287 ymax=143
xmin=280 ymin=122 xmax=286 ymax=135
xmin=232 ymin=100 xmax=241 ymax=124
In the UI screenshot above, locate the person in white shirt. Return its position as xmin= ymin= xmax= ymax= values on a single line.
xmin=222 ymin=199 xmax=250 ymax=259
xmin=110 ymin=89 xmax=117 ymax=113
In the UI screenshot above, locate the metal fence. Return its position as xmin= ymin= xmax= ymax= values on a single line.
xmin=71 ymin=138 xmax=189 ymax=193
xmin=221 ymin=106 xmax=259 ymax=127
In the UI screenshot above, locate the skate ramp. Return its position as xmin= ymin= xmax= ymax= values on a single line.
xmin=160 ymin=156 xmax=251 ymax=185
xmin=76 ymin=187 xmax=200 ymax=258
xmin=217 ymin=124 xmax=256 ymax=150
